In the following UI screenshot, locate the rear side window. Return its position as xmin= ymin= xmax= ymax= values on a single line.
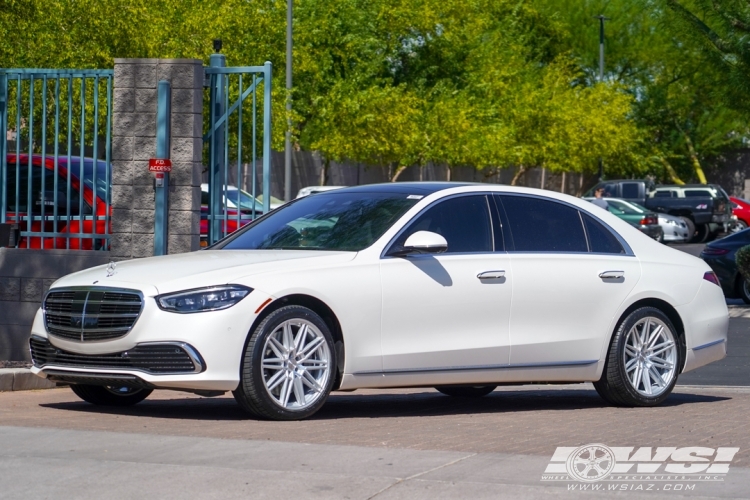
xmin=582 ymin=213 xmax=625 ymax=254
xmin=497 ymin=195 xmax=587 ymax=252
xmin=653 ymin=190 xmax=675 ymax=198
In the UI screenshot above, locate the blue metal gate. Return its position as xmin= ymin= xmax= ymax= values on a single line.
xmin=204 ymin=57 xmax=272 ymax=245
xmin=0 ymin=69 xmax=112 ymax=250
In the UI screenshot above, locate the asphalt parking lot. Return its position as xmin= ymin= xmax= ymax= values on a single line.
xmin=1 ymin=241 xmax=747 ymax=499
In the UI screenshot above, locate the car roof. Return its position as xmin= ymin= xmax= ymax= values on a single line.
xmin=329 ymin=182 xmax=473 ymax=195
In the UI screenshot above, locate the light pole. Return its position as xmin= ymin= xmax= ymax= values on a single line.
xmin=594 ymin=14 xmax=610 ymax=181
xmin=284 ymin=0 xmax=293 ymax=201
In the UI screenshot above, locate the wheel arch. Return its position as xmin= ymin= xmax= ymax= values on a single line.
xmin=247 ymin=293 xmax=346 ymax=389
xmin=610 ymin=297 xmax=687 ymax=373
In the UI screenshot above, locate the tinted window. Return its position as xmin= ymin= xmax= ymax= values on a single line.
xmin=583 ymin=213 xmax=625 ymax=254
xmin=621 ymin=183 xmax=640 ymax=199
xmin=221 ymin=192 xmax=418 ymax=251
xmin=6 ymin=165 xmax=83 ymax=215
xmin=392 ymin=195 xmax=493 ymax=253
xmin=498 ymin=195 xmax=587 ymax=252
xmin=684 ymin=190 xmax=713 ymax=198
xmin=599 ymin=183 xmax=618 ymax=198
xmin=653 ymin=191 xmax=674 ymax=198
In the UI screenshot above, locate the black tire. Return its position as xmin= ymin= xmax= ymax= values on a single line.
xmin=435 ymin=385 xmax=497 ymax=397
xmin=70 ymin=384 xmax=152 ymax=406
xmin=693 ymin=223 xmax=710 ymax=243
xmin=594 ymin=307 xmax=682 ymax=407
xmin=233 ymin=305 xmax=337 ymax=420
xmin=679 ymin=217 xmax=695 ymax=242
xmin=731 ymin=220 xmax=748 ymax=234
xmin=736 ymin=276 xmax=750 ymax=305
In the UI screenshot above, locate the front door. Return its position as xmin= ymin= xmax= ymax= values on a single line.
xmin=380 ymin=194 xmax=512 ymax=372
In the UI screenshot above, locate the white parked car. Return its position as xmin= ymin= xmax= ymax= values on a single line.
xmin=296 ymin=185 xmax=346 ymax=198
xmin=31 ymin=183 xmax=728 ymax=420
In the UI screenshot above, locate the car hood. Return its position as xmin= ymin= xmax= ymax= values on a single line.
xmin=53 ymin=250 xmax=356 ymax=295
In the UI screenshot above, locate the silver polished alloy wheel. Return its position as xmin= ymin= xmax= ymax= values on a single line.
xmin=261 ymin=318 xmax=331 ymax=410
xmin=623 ymin=317 xmax=677 ymax=397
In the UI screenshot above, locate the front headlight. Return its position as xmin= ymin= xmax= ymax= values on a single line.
xmin=156 ymin=285 xmax=252 ymax=314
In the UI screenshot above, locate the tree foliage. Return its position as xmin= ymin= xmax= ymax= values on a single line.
xmin=2 ymin=0 xmax=747 ymax=184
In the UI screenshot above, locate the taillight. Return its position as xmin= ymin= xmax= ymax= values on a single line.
xmin=703 ymin=271 xmax=721 ymax=286
xmin=640 ymin=216 xmax=657 ymax=225
xmin=701 ymin=247 xmax=729 ymax=256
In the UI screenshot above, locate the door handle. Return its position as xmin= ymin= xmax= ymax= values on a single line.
xmin=599 ymin=270 xmax=624 ymax=280
xmin=477 ymin=270 xmax=505 ymax=280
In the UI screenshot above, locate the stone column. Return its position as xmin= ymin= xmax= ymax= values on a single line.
xmin=110 ymin=58 xmax=203 ymax=260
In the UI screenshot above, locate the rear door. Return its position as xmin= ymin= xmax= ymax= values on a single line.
xmin=495 ymin=194 xmax=641 ymax=367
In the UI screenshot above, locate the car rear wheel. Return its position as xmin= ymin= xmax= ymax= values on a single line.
xmin=70 ymin=384 xmax=152 ymax=406
xmin=594 ymin=307 xmax=681 ymax=407
xmin=435 ymin=385 xmax=497 ymax=397
xmin=233 ymin=305 xmax=336 ymax=420
xmin=693 ymin=223 xmax=710 ymax=243
xmin=679 ymin=217 xmax=695 ymax=242
xmin=736 ymin=276 xmax=750 ymax=305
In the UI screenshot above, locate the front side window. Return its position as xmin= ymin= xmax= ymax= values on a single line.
xmin=684 ymin=189 xmax=713 ymax=198
xmin=498 ymin=195 xmax=588 ymax=252
xmin=391 ymin=195 xmax=493 ymax=253
xmin=220 ymin=192 xmax=418 ymax=251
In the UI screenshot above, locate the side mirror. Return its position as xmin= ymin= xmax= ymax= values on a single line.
xmin=390 ymin=231 xmax=448 ymax=256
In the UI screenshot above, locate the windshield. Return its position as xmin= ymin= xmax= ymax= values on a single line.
xmin=220 ymin=191 xmax=419 ymax=251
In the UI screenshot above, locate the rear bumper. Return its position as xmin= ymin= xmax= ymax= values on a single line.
xmin=677 ymin=281 xmax=729 ymax=373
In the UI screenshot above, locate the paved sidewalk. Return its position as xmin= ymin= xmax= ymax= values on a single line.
xmin=1 ymin=385 xmax=749 ymax=464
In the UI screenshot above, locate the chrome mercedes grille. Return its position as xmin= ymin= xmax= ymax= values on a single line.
xmin=44 ymin=288 xmax=143 ymax=342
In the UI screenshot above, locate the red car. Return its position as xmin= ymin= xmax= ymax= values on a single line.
xmin=731 ymin=197 xmax=750 ymax=232
xmin=3 ymin=154 xmax=110 ymax=249
xmin=200 ymin=184 xmax=264 ymax=246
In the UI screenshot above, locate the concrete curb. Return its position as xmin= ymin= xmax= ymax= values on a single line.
xmin=0 ymin=368 xmax=58 ymax=392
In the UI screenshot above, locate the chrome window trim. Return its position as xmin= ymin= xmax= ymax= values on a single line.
xmin=43 ymin=286 xmax=145 ymax=343
xmin=495 ymin=192 xmax=635 ymax=257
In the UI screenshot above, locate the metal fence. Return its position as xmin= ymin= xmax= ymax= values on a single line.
xmin=0 ymin=69 xmax=112 ymax=250
xmin=204 ymin=58 xmax=272 ymax=246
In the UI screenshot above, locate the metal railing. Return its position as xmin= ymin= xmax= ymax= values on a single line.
xmin=0 ymin=69 xmax=112 ymax=250
xmin=204 ymin=57 xmax=272 ymax=245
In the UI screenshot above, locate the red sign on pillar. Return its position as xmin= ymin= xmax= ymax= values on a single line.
xmin=148 ymin=158 xmax=173 ymax=173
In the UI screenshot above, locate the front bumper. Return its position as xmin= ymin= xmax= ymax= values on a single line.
xmin=30 ymin=285 xmax=272 ymax=391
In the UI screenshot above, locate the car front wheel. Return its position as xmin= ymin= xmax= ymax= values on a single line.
xmin=594 ymin=307 xmax=681 ymax=407
xmin=233 ymin=305 xmax=336 ymax=420
xmin=70 ymin=384 xmax=152 ymax=406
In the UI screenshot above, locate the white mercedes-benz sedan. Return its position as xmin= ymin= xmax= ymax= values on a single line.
xmin=30 ymin=183 xmax=728 ymax=420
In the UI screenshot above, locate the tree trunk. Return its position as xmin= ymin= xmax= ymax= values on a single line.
xmin=510 ymin=165 xmax=527 ymax=186
xmin=391 ymin=164 xmax=408 ymax=182
xmin=683 ymin=133 xmax=708 ymax=184
xmin=660 ymin=158 xmax=685 ymax=185
xmin=319 ymin=157 xmax=330 ymax=186
xmin=446 ymin=165 xmax=452 ymax=182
